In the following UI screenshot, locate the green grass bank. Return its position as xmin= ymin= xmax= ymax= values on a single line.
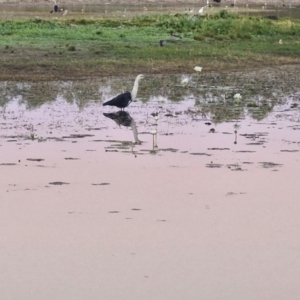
xmin=1 ymin=11 xmax=300 ymax=80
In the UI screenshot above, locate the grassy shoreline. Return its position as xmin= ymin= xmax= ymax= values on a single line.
xmin=1 ymin=12 xmax=300 ymax=81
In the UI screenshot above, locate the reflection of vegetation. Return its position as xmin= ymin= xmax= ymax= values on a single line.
xmin=180 ymin=80 xmax=283 ymax=122
xmin=0 ymin=79 xmax=141 ymax=109
xmin=247 ymin=102 xmax=274 ymax=121
xmin=211 ymin=103 xmax=244 ymax=123
xmin=0 ymin=63 xmax=296 ymax=123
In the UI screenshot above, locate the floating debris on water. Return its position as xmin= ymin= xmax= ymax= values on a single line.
xmin=27 ymin=158 xmax=44 ymax=161
xmin=259 ymin=162 xmax=283 ymax=168
xmin=191 ymin=152 xmax=212 ymax=156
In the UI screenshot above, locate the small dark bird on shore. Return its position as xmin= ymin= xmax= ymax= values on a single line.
xmin=103 ymin=74 xmax=144 ymax=110
xmin=159 ymin=40 xmax=166 ymax=47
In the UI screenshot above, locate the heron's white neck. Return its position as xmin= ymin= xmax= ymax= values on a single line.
xmin=131 ymin=75 xmax=142 ymax=101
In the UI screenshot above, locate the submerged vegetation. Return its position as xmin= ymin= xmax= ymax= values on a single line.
xmin=1 ymin=11 xmax=300 ymax=80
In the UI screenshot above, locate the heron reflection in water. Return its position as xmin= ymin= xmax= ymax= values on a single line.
xmin=103 ymin=111 xmax=141 ymax=145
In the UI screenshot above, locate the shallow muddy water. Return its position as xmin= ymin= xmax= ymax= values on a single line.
xmin=1 ymin=68 xmax=300 ymax=299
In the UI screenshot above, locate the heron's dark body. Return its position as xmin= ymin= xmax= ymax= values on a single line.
xmin=50 ymin=4 xmax=59 ymax=13
xmin=103 ymin=91 xmax=132 ymax=109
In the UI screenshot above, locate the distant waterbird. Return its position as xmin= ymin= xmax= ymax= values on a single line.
xmin=157 ymin=96 xmax=166 ymax=103
xmin=103 ymin=74 xmax=144 ymax=110
xmin=159 ymin=40 xmax=166 ymax=47
xmin=194 ymin=66 xmax=203 ymax=72
xmin=233 ymin=93 xmax=242 ymax=101
xmin=50 ymin=0 xmax=59 ymax=13
xmin=181 ymin=78 xmax=189 ymax=84
xmin=194 ymin=66 xmax=202 ymax=84
xmin=170 ymin=31 xmax=182 ymax=41
xmin=198 ymin=6 xmax=205 ymax=15
xmin=181 ymin=77 xmax=190 ymax=86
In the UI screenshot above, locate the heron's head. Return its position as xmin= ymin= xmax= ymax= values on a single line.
xmin=136 ymin=74 xmax=144 ymax=81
